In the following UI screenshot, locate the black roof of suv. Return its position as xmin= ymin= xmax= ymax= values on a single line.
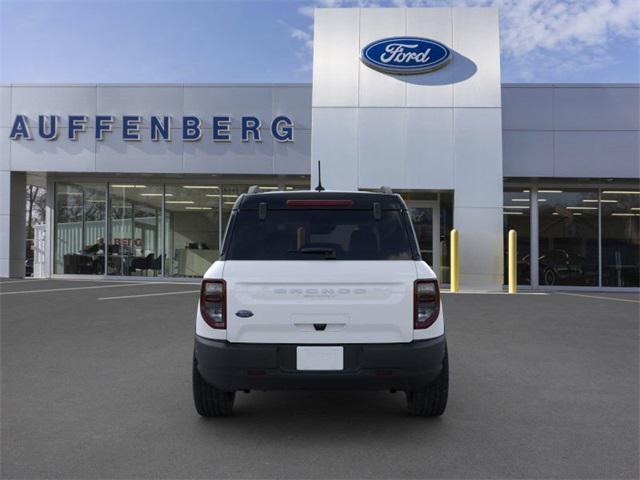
xmin=236 ymin=190 xmax=408 ymax=211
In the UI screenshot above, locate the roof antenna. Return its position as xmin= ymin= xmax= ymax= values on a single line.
xmin=315 ymin=161 xmax=325 ymax=192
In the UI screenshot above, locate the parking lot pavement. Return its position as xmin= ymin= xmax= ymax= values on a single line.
xmin=1 ymin=280 xmax=638 ymax=479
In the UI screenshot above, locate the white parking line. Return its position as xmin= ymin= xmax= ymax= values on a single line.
xmin=0 ymin=279 xmax=53 ymax=285
xmin=556 ymin=292 xmax=640 ymax=304
xmin=99 ymin=290 xmax=199 ymax=300
xmin=0 ymin=283 xmax=155 ymax=295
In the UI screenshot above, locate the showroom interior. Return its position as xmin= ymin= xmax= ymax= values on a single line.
xmin=48 ymin=177 xmax=639 ymax=288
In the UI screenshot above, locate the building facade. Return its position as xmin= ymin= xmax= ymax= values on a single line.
xmin=1 ymin=7 xmax=638 ymax=290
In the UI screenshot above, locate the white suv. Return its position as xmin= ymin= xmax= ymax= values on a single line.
xmin=193 ymin=189 xmax=448 ymax=416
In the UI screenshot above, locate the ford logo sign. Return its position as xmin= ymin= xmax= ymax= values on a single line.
xmin=235 ymin=310 xmax=254 ymax=318
xmin=361 ymin=36 xmax=451 ymax=75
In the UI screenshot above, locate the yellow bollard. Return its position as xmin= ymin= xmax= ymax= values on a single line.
xmin=508 ymin=229 xmax=517 ymax=294
xmin=450 ymin=229 xmax=459 ymax=293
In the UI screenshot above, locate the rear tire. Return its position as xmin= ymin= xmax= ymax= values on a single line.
xmin=193 ymin=355 xmax=235 ymax=417
xmin=406 ymin=346 xmax=449 ymax=417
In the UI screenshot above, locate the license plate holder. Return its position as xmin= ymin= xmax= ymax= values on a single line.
xmin=296 ymin=346 xmax=344 ymax=371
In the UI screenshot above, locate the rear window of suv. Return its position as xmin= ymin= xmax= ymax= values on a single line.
xmin=223 ymin=209 xmax=417 ymax=260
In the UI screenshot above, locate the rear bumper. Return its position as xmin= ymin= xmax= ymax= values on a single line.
xmin=194 ymin=335 xmax=446 ymax=392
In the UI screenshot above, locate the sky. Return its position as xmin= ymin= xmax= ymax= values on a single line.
xmin=1 ymin=0 xmax=639 ymax=84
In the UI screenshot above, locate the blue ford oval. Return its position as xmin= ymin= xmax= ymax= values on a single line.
xmin=361 ymin=36 xmax=451 ymax=75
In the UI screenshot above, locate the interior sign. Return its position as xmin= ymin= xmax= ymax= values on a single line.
xmin=361 ymin=36 xmax=451 ymax=75
xmin=8 ymin=115 xmax=295 ymax=142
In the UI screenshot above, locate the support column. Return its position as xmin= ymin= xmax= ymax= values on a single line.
xmin=530 ymin=185 xmax=539 ymax=288
xmin=453 ymin=205 xmax=504 ymax=290
xmin=0 ymin=171 xmax=26 ymax=278
xmin=453 ymin=108 xmax=504 ymax=291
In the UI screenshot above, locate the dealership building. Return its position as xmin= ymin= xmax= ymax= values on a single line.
xmin=1 ymin=7 xmax=638 ymax=290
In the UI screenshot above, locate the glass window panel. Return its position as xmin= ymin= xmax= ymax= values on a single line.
xmin=82 ymin=184 xmax=106 ymax=274
xmin=538 ymin=189 xmax=598 ymax=286
xmin=439 ymin=192 xmax=453 ymax=284
xmin=284 ymin=184 xmax=309 ymax=191
xmin=54 ymin=183 xmax=106 ymax=274
xmin=411 ymin=207 xmax=435 ymax=265
xmin=108 ymin=184 xmax=162 ymax=276
xmin=225 ymin=210 xmax=414 ymax=260
xmin=54 ymin=183 xmax=83 ymax=274
xmin=221 ymin=185 xmax=249 ymax=247
xmin=601 ymin=189 xmax=640 ymax=287
xmin=400 ymin=192 xmax=438 ymax=201
xmin=255 ymin=184 xmax=280 ymax=192
xmin=503 ymin=189 xmax=531 ymax=285
xmin=164 ymin=184 xmax=220 ymax=277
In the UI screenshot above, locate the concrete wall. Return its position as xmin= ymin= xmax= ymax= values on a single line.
xmin=3 ymin=83 xmax=638 ymax=181
xmin=0 ymin=171 xmax=26 ymax=277
xmin=311 ymin=7 xmax=504 ymax=290
xmin=502 ymin=84 xmax=640 ymax=178
xmin=1 ymin=84 xmax=311 ymax=176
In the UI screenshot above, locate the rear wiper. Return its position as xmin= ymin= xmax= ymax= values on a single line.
xmin=288 ymin=247 xmax=336 ymax=259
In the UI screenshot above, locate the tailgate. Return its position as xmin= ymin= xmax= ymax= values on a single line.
xmin=223 ymin=260 xmax=417 ymax=344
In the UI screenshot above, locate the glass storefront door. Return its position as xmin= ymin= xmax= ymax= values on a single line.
xmin=407 ymin=201 xmax=440 ymax=279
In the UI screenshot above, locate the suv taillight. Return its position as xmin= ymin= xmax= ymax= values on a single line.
xmin=414 ymin=279 xmax=440 ymax=329
xmin=200 ymin=279 xmax=226 ymax=329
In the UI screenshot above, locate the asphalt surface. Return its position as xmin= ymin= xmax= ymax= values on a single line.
xmin=1 ymin=279 xmax=638 ymax=479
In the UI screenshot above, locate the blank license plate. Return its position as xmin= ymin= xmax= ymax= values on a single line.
xmin=296 ymin=346 xmax=344 ymax=371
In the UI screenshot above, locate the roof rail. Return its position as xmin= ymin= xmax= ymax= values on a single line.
xmin=247 ymin=185 xmax=261 ymax=194
xmin=379 ymin=186 xmax=393 ymax=194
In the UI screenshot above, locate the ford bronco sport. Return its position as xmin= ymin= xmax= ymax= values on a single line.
xmin=193 ymin=188 xmax=448 ymax=416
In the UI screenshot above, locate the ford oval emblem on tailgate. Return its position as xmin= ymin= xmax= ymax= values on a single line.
xmin=235 ymin=310 xmax=254 ymax=318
